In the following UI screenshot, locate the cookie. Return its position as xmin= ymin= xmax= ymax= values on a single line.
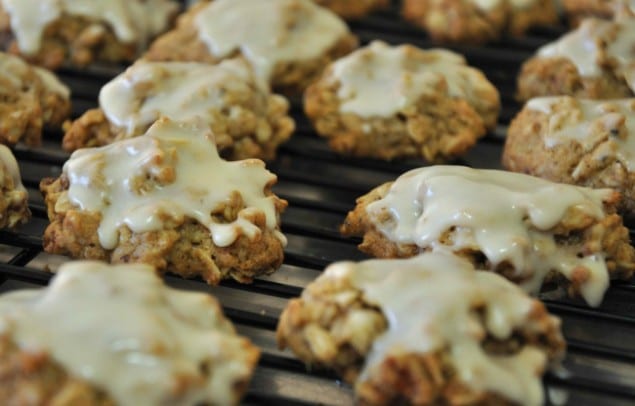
xmin=41 ymin=117 xmax=287 ymax=285
xmin=0 ymin=52 xmax=70 ymax=146
xmin=304 ymin=41 xmax=500 ymax=161
xmin=341 ymin=165 xmax=635 ymax=306
xmin=503 ymin=96 xmax=635 ymax=216
xmin=0 ymin=145 xmax=29 ymax=229
xmin=516 ymin=16 xmax=635 ymax=102
xmin=0 ymin=0 xmax=178 ymax=69
xmin=144 ymin=0 xmax=359 ymax=94
xmin=62 ymin=59 xmax=294 ymax=160
xmin=0 ymin=260 xmax=259 ymax=405
xmin=277 ymin=252 xmax=566 ymax=405
xmin=402 ymin=0 xmax=558 ymax=44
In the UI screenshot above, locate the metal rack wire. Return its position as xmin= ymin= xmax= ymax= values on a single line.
xmin=0 ymin=2 xmax=634 ymax=405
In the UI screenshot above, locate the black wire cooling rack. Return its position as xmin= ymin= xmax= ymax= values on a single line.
xmin=0 ymin=1 xmax=634 ymax=405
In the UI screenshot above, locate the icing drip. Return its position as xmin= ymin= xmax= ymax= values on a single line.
xmin=0 ymin=0 xmax=178 ymax=55
xmin=330 ymin=41 xmax=492 ymax=118
xmin=99 ymin=59 xmax=261 ymax=135
xmin=62 ymin=117 xmax=285 ymax=250
xmin=527 ymin=97 xmax=635 ymax=171
xmin=365 ymin=165 xmax=613 ymax=306
xmin=0 ymin=261 xmax=256 ymax=405
xmin=194 ymin=0 xmax=349 ymax=82
xmin=537 ymin=17 xmax=635 ymax=91
xmin=323 ymin=252 xmax=556 ymax=406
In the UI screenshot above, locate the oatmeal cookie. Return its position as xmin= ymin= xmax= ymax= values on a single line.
xmin=0 ymin=0 xmax=178 ymax=69
xmin=62 ymin=59 xmax=294 ymax=160
xmin=516 ymin=16 xmax=635 ymax=102
xmin=277 ymin=252 xmax=566 ymax=406
xmin=401 ymin=0 xmax=558 ymax=44
xmin=563 ymin=0 xmax=634 ymax=25
xmin=0 ymin=261 xmax=259 ymax=405
xmin=304 ymin=41 xmax=500 ymax=161
xmin=145 ymin=0 xmax=359 ymax=94
xmin=0 ymin=145 xmax=29 ymax=229
xmin=314 ymin=0 xmax=389 ymax=19
xmin=0 ymin=52 xmax=70 ymax=146
xmin=341 ymin=165 xmax=635 ymax=307
xmin=41 ymin=117 xmax=287 ymax=285
xmin=503 ymin=96 xmax=635 ymax=216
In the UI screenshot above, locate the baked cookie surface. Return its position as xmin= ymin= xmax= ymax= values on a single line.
xmin=41 ymin=117 xmax=287 ymax=285
xmin=304 ymin=41 xmax=500 ymax=161
xmin=0 ymin=52 xmax=70 ymax=146
xmin=503 ymin=96 xmax=635 ymax=215
xmin=62 ymin=59 xmax=294 ymax=160
xmin=277 ymin=252 xmax=566 ymax=406
xmin=0 ymin=145 xmax=29 ymax=229
xmin=0 ymin=0 xmax=179 ymax=69
xmin=517 ymin=15 xmax=635 ymax=101
xmin=145 ymin=0 xmax=358 ymax=94
xmin=314 ymin=0 xmax=389 ymax=19
xmin=402 ymin=0 xmax=558 ymax=44
xmin=341 ymin=165 xmax=635 ymax=306
xmin=0 ymin=260 xmax=259 ymax=405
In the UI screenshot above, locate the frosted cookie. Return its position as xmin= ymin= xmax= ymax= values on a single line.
xmin=40 ymin=118 xmax=287 ymax=285
xmin=0 ymin=261 xmax=259 ymax=405
xmin=0 ymin=0 xmax=179 ymax=69
xmin=341 ymin=165 xmax=635 ymax=306
xmin=503 ymin=97 xmax=635 ymax=216
xmin=145 ymin=0 xmax=359 ymax=94
xmin=516 ymin=16 xmax=635 ymax=102
xmin=277 ymin=252 xmax=566 ymax=406
xmin=0 ymin=52 xmax=70 ymax=146
xmin=62 ymin=59 xmax=294 ymax=160
xmin=563 ymin=0 xmax=635 ymax=25
xmin=314 ymin=0 xmax=389 ymax=19
xmin=401 ymin=0 xmax=558 ymax=44
xmin=0 ymin=145 xmax=29 ymax=229
xmin=304 ymin=41 xmax=500 ymax=161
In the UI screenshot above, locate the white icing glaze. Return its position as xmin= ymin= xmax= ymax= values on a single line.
xmin=365 ymin=165 xmax=614 ymax=306
xmin=527 ymin=96 xmax=635 ymax=171
xmin=0 ymin=145 xmax=26 ymax=193
xmin=0 ymin=52 xmax=70 ymax=97
xmin=0 ymin=261 xmax=255 ymax=405
xmin=330 ymin=41 xmax=492 ymax=118
xmin=537 ymin=17 xmax=635 ymax=90
xmin=62 ymin=117 xmax=285 ymax=250
xmin=0 ymin=0 xmax=178 ymax=55
xmin=194 ymin=0 xmax=349 ymax=82
xmin=322 ymin=252 xmax=555 ymax=405
xmin=452 ymin=0 xmax=538 ymax=11
xmin=100 ymin=59 xmax=261 ymax=135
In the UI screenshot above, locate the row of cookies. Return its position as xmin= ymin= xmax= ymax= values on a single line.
xmin=0 ymin=0 xmax=631 ymax=405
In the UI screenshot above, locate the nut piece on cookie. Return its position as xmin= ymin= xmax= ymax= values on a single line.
xmin=0 ymin=145 xmax=29 ymax=229
xmin=341 ymin=165 xmax=635 ymax=306
xmin=41 ymin=117 xmax=288 ymax=285
xmin=0 ymin=261 xmax=259 ymax=405
xmin=516 ymin=15 xmax=635 ymax=102
xmin=0 ymin=52 xmax=70 ymax=146
xmin=503 ymin=96 xmax=635 ymax=216
xmin=277 ymin=252 xmax=566 ymax=406
xmin=304 ymin=41 xmax=500 ymax=162
xmin=145 ymin=0 xmax=358 ymax=94
xmin=402 ymin=0 xmax=558 ymax=44
xmin=62 ymin=59 xmax=295 ymax=160
xmin=0 ymin=0 xmax=179 ymax=69
xmin=314 ymin=0 xmax=389 ymax=19
xmin=563 ymin=0 xmax=635 ymax=25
